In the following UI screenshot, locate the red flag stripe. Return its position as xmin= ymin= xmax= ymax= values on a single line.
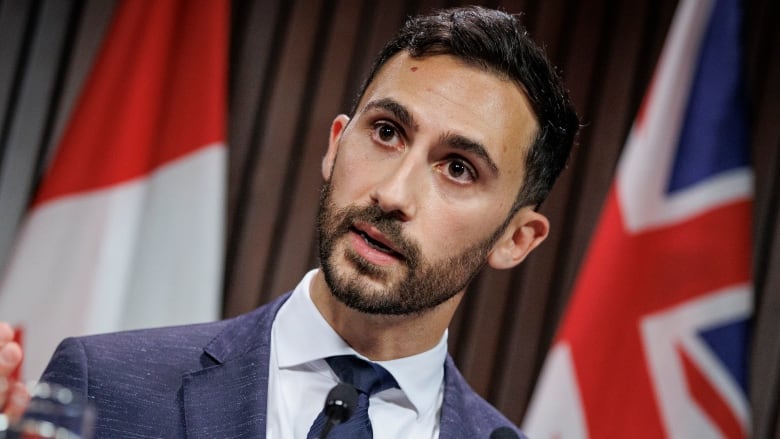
xmin=33 ymin=0 xmax=227 ymax=207
xmin=0 ymin=0 xmax=227 ymax=381
xmin=11 ymin=326 xmax=22 ymax=381
xmin=679 ymin=346 xmax=745 ymax=439
xmin=523 ymin=1 xmax=751 ymax=437
xmin=558 ymin=189 xmax=750 ymax=437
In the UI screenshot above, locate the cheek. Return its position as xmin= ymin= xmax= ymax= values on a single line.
xmin=328 ymin=148 xmax=378 ymax=201
xmin=330 ymin=134 xmax=407 ymax=196
xmin=420 ymin=200 xmax=510 ymax=255
xmin=420 ymin=210 xmax=480 ymax=254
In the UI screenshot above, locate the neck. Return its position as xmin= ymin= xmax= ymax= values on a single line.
xmin=309 ymin=270 xmax=462 ymax=361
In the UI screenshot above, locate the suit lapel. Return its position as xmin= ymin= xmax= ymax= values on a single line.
xmin=182 ymin=354 xmax=268 ymax=438
xmin=181 ymin=293 xmax=291 ymax=439
xmin=439 ymin=356 xmax=473 ymax=438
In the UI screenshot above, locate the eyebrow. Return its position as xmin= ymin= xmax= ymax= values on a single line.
xmin=363 ymin=97 xmax=500 ymax=177
xmin=363 ymin=98 xmax=417 ymax=131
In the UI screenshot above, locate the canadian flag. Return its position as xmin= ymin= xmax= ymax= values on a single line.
xmin=0 ymin=0 xmax=229 ymax=381
xmin=523 ymin=0 xmax=752 ymax=437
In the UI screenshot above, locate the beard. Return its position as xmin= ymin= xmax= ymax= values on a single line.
xmin=316 ymin=180 xmax=510 ymax=315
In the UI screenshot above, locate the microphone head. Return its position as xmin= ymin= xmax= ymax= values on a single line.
xmin=490 ymin=426 xmax=520 ymax=439
xmin=324 ymin=383 xmax=358 ymax=424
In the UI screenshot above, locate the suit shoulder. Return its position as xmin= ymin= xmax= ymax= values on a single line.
xmin=42 ymin=297 xmax=283 ymax=382
xmin=39 ymin=294 xmax=290 ymax=437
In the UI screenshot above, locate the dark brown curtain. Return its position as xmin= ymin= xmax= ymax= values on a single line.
xmin=1 ymin=0 xmax=779 ymax=436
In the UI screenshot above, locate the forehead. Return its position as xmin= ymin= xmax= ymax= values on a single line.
xmin=355 ymin=53 xmax=538 ymax=182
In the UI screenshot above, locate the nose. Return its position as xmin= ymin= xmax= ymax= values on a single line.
xmin=370 ymin=153 xmax=421 ymax=221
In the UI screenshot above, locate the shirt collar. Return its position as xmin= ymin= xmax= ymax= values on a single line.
xmin=274 ymin=269 xmax=447 ymax=417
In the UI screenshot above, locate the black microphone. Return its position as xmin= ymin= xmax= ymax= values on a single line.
xmin=490 ymin=426 xmax=520 ymax=439
xmin=318 ymin=383 xmax=358 ymax=439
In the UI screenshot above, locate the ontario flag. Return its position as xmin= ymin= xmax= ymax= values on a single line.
xmin=523 ymin=0 xmax=752 ymax=437
xmin=0 ymin=0 xmax=228 ymax=380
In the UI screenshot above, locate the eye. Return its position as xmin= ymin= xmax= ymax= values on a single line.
xmin=377 ymin=124 xmax=395 ymax=141
xmin=371 ymin=122 xmax=403 ymax=148
xmin=440 ymin=157 xmax=477 ymax=183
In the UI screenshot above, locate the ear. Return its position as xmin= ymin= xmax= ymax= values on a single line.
xmin=322 ymin=114 xmax=350 ymax=181
xmin=487 ymin=207 xmax=550 ymax=270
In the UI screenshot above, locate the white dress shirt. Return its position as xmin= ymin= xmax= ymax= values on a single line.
xmin=266 ymin=269 xmax=446 ymax=438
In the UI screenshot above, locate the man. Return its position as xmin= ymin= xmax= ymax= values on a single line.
xmin=0 ymin=6 xmax=578 ymax=438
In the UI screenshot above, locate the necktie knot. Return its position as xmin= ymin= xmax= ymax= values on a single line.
xmin=307 ymin=355 xmax=398 ymax=438
xmin=326 ymin=355 xmax=398 ymax=396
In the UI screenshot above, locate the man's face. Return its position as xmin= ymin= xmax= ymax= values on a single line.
xmin=317 ymin=53 xmax=539 ymax=316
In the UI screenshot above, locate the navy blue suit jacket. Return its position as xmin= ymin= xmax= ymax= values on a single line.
xmin=41 ymin=292 xmax=526 ymax=438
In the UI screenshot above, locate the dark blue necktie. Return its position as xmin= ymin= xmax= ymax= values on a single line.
xmin=307 ymin=355 xmax=399 ymax=439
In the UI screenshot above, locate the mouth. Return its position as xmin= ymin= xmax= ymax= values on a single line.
xmin=350 ymin=224 xmax=404 ymax=260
